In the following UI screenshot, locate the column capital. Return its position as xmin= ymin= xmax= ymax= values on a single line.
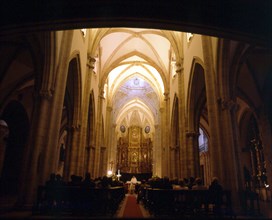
xmin=107 ymin=106 xmax=113 ymax=112
xmin=39 ymin=89 xmax=53 ymax=100
xmin=217 ymin=98 xmax=238 ymax=111
xmin=66 ymin=124 xmax=81 ymax=132
xmin=159 ymin=107 xmax=164 ymax=113
xmin=186 ymin=130 xmax=199 ymax=138
xmin=99 ymin=88 xmax=105 ymax=99
xmin=87 ymin=54 xmax=96 ymax=69
xmin=163 ymin=92 xmax=170 ymax=101
xmin=175 ymin=61 xmax=184 ymax=74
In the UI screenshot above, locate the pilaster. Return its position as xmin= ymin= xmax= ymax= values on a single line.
xmin=93 ymin=88 xmax=105 ymax=177
xmin=105 ymin=106 xmax=114 ymax=172
xmin=186 ymin=130 xmax=200 ymax=178
xmin=153 ymin=124 xmax=161 ymax=177
xmin=76 ymin=54 xmax=96 ymax=176
xmin=40 ymin=31 xmax=74 ymax=187
xmin=163 ymin=92 xmax=170 ymax=177
xmin=201 ymin=36 xmax=224 ymax=183
xmin=176 ymin=61 xmax=187 ymax=177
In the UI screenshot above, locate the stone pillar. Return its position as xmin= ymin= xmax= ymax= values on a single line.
xmin=169 ymin=146 xmax=176 ymax=179
xmin=93 ymin=88 xmax=105 ymax=177
xmin=217 ymin=97 xmax=242 ymax=211
xmin=201 ymin=36 xmax=224 ymax=182
xmin=19 ymin=31 xmax=74 ymax=206
xmin=18 ymin=88 xmax=54 ymax=208
xmin=163 ymin=92 xmax=170 ymax=177
xmin=160 ymin=106 xmax=167 ymax=177
xmin=153 ymin=124 xmax=161 ymax=177
xmin=176 ymin=61 xmax=187 ymax=178
xmin=105 ymin=106 xmax=113 ymax=172
xmin=67 ymin=125 xmax=81 ymax=176
xmin=76 ymin=54 xmax=96 ymax=176
xmin=39 ymin=31 xmax=74 ymax=186
xmin=186 ymin=131 xmax=200 ymax=178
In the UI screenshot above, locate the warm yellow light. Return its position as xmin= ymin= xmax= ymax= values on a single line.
xmin=107 ymin=170 xmax=113 ymax=176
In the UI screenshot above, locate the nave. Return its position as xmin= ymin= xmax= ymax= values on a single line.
xmin=1 ymin=3 xmax=272 ymax=219
xmin=0 ymin=177 xmax=272 ymax=219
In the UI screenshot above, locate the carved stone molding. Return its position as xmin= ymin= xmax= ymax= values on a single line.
xmin=164 ymin=92 xmax=170 ymax=101
xmin=87 ymin=54 xmax=96 ymax=70
xmin=39 ymin=89 xmax=53 ymax=99
xmin=170 ymin=145 xmax=179 ymax=151
xmin=99 ymin=89 xmax=105 ymax=99
xmin=186 ymin=131 xmax=199 ymax=138
xmin=175 ymin=61 xmax=184 ymax=74
xmin=107 ymin=106 xmax=113 ymax=112
xmin=66 ymin=124 xmax=81 ymax=132
xmin=217 ymin=98 xmax=238 ymax=111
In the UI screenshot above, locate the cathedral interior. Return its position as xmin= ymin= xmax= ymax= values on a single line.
xmin=0 ymin=0 xmax=272 ymax=218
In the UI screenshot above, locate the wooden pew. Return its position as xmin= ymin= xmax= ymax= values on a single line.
xmin=33 ymin=185 xmax=125 ymax=216
xmin=143 ymin=188 xmax=235 ymax=218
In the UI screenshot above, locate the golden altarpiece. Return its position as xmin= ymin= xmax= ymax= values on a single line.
xmin=116 ymin=126 xmax=152 ymax=174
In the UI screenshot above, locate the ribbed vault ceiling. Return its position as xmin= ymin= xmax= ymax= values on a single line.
xmin=99 ymin=28 xmax=173 ymax=138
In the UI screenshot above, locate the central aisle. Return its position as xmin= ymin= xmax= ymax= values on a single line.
xmin=116 ymin=194 xmax=150 ymax=218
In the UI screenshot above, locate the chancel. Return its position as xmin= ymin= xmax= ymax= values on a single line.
xmin=0 ymin=1 xmax=272 ymax=219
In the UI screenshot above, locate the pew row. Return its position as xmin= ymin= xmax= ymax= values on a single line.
xmin=32 ymin=185 xmax=125 ymax=216
xmin=140 ymin=188 xmax=236 ymax=218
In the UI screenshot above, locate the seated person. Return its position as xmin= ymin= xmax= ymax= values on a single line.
xmin=173 ymin=179 xmax=189 ymax=190
xmin=192 ymin=177 xmax=207 ymax=190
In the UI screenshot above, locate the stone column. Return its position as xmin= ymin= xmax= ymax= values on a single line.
xmin=176 ymin=61 xmax=187 ymax=178
xmin=160 ymin=106 xmax=167 ymax=177
xmin=93 ymin=88 xmax=105 ymax=177
xmin=169 ymin=146 xmax=176 ymax=179
xmin=76 ymin=54 xmax=96 ymax=176
xmin=217 ymin=98 xmax=242 ymax=210
xmin=21 ymin=91 xmax=53 ymax=207
xmin=105 ymin=106 xmax=117 ymax=172
xmin=105 ymin=106 xmax=113 ymax=172
xmin=40 ymin=31 xmax=75 ymax=186
xmin=186 ymin=130 xmax=200 ymax=178
xmin=153 ymin=124 xmax=161 ymax=177
xmin=201 ymin=36 xmax=224 ymax=182
xmin=67 ymin=125 xmax=81 ymax=176
xmin=163 ymin=92 xmax=170 ymax=177
xmin=18 ymin=32 xmax=74 ymax=207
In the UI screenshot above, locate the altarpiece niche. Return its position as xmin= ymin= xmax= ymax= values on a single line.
xmin=117 ymin=126 xmax=152 ymax=173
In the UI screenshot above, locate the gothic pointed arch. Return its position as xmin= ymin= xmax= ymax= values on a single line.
xmin=84 ymin=90 xmax=96 ymax=175
xmin=187 ymin=58 xmax=210 ymax=183
xmin=234 ymin=43 xmax=272 ymax=190
xmin=187 ymin=58 xmax=207 ymax=132
xmin=239 ymin=109 xmax=266 ymax=189
xmin=62 ymin=54 xmax=82 ymax=179
xmin=170 ymin=94 xmax=180 ymax=178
